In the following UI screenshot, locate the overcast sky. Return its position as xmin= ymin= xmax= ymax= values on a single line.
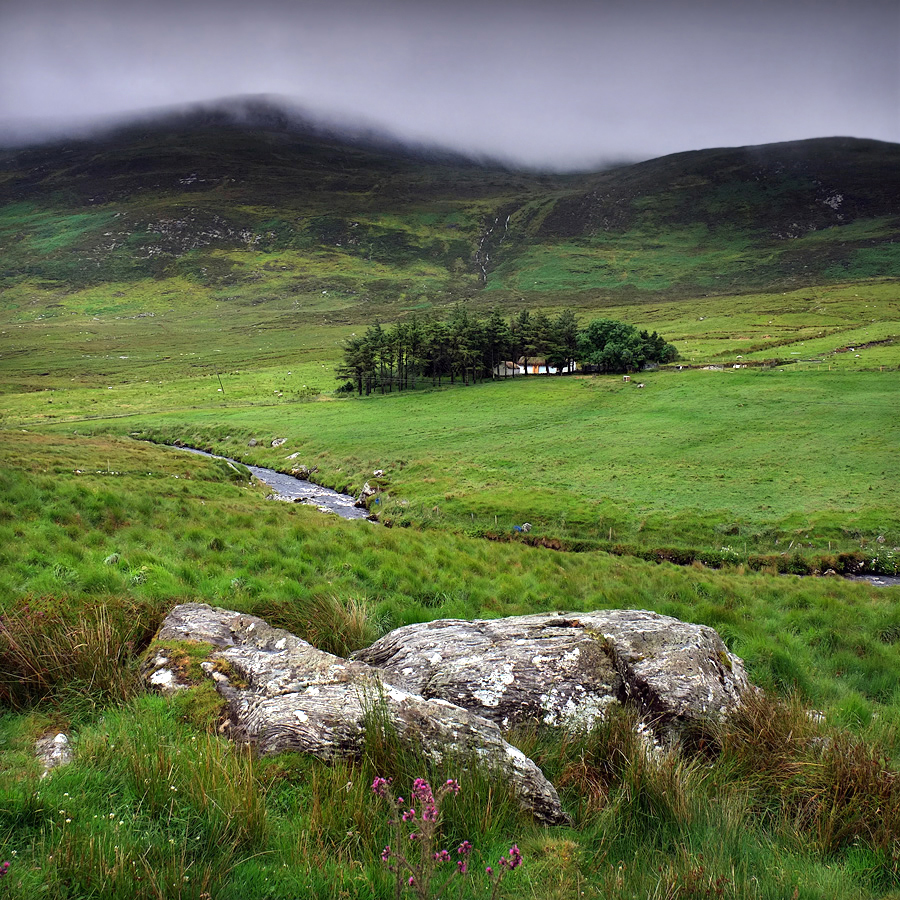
xmin=1 ymin=0 xmax=898 ymax=169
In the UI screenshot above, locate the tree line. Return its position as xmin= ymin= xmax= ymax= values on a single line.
xmin=336 ymin=306 xmax=678 ymax=395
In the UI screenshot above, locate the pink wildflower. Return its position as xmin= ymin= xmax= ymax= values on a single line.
xmin=371 ymin=776 xmax=391 ymax=797
xmin=501 ymin=844 xmax=523 ymax=870
xmin=412 ymin=778 xmax=435 ymax=805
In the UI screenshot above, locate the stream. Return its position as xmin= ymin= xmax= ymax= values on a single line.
xmin=174 ymin=446 xmax=372 ymax=520
xmin=850 ymin=575 xmax=900 ymax=588
xmin=169 ymin=447 xmax=898 ymax=585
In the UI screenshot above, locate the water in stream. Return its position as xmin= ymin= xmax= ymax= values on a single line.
xmin=175 ymin=446 xmax=372 ymax=520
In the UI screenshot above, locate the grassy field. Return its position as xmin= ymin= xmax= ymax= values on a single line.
xmin=4 ymin=276 xmax=895 ymax=565
xmin=1 ymin=283 xmax=899 ymax=896
xmin=2 ymin=430 xmax=900 ymax=898
xmin=2 ymin=270 xmax=899 ymax=899
xmin=2 ymin=123 xmax=900 ymax=897
xmin=100 ymin=364 xmax=896 ymax=564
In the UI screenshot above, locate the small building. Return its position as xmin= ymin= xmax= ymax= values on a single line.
xmin=516 ymin=357 xmax=576 ymax=375
xmin=493 ymin=361 xmax=524 ymax=377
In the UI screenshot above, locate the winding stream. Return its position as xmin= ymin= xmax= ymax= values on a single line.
xmin=174 ymin=446 xmax=372 ymax=520
xmin=168 ymin=447 xmax=898 ymax=585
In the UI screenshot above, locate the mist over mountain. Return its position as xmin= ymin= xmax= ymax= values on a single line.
xmin=1 ymin=104 xmax=898 ymax=311
xmin=4 ymin=0 xmax=897 ymax=168
xmin=0 ymin=96 xmax=532 ymax=171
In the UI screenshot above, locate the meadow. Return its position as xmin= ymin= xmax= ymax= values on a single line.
xmin=2 ymin=428 xmax=900 ymax=899
xmin=1 ymin=273 xmax=899 ymax=897
xmin=2 ymin=124 xmax=900 ymax=897
xmin=4 ymin=276 xmax=897 ymax=566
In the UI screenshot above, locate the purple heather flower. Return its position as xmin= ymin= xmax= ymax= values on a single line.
xmin=434 ymin=850 xmax=451 ymax=862
xmin=402 ymin=808 xmax=417 ymax=822
xmin=381 ymin=846 xmax=391 ymax=862
xmin=485 ymin=866 xmax=493 ymax=877
xmin=457 ymin=860 xmax=468 ymax=875
xmin=457 ymin=841 xmax=472 ymax=856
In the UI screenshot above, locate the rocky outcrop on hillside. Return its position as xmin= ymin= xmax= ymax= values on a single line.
xmin=144 ymin=603 xmax=568 ymax=825
xmin=144 ymin=604 xmax=754 ymax=825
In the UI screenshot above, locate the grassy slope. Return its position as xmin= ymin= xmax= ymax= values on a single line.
xmin=2 ymin=122 xmax=900 ymax=897
xmin=2 ymin=129 xmax=899 ymax=313
xmin=2 ymin=431 xmax=900 ymax=899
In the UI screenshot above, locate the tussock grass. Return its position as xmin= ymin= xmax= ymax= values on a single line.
xmin=256 ymin=593 xmax=384 ymax=657
xmin=2 ymin=699 xmax=268 ymax=900
xmin=707 ymin=691 xmax=900 ymax=858
xmin=0 ymin=597 xmax=161 ymax=710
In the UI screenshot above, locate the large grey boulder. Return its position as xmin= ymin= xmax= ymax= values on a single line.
xmin=352 ymin=610 xmax=751 ymax=735
xmin=146 ymin=605 xmax=753 ymax=825
xmin=145 ymin=603 xmax=567 ymax=825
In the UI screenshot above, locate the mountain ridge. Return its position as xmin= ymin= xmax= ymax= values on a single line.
xmin=0 ymin=107 xmax=898 ymax=308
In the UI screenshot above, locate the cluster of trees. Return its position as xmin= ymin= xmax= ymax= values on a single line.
xmin=336 ymin=306 xmax=677 ymax=395
xmin=577 ymin=318 xmax=679 ymax=374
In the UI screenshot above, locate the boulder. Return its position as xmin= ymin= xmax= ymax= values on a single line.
xmin=355 ymin=481 xmax=377 ymax=508
xmin=145 ymin=605 xmax=753 ymax=824
xmin=145 ymin=604 xmax=568 ymax=825
xmin=35 ymin=732 xmax=73 ymax=776
xmin=353 ymin=610 xmax=751 ymax=735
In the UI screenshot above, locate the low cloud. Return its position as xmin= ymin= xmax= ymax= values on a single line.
xmin=1 ymin=0 xmax=897 ymax=168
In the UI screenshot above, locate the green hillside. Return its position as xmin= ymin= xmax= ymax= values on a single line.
xmin=2 ymin=113 xmax=898 ymax=318
xmin=2 ymin=109 xmax=900 ymax=899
